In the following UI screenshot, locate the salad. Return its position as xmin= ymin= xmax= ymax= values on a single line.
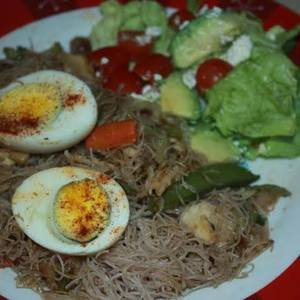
xmin=0 ymin=1 xmax=299 ymax=300
xmin=87 ymin=0 xmax=300 ymax=162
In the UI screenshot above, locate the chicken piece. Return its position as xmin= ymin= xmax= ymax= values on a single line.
xmin=180 ymin=201 xmax=217 ymax=245
xmin=62 ymin=53 xmax=94 ymax=82
xmin=148 ymin=166 xmax=181 ymax=196
xmin=180 ymin=200 xmax=236 ymax=246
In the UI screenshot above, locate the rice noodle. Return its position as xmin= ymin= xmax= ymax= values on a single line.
xmin=0 ymin=192 xmax=272 ymax=299
xmin=0 ymin=47 xmax=273 ymax=299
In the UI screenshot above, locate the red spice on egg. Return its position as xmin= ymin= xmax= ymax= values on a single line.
xmin=96 ymin=174 xmax=111 ymax=184
xmin=78 ymin=224 xmax=89 ymax=237
xmin=85 ymin=213 xmax=94 ymax=221
xmin=0 ymin=115 xmax=40 ymax=135
xmin=63 ymin=94 xmax=86 ymax=108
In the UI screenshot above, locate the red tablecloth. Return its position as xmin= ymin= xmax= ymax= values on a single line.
xmin=0 ymin=1 xmax=300 ymax=300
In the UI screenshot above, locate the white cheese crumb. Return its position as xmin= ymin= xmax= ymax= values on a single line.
xmin=136 ymin=34 xmax=152 ymax=46
xmin=179 ymin=20 xmax=190 ymax=30
xmin=222 ymin=35 xmax=253 ymax=66
xmin=166 ymin=7 xmax=178 ymax=17
xmin=145 ymin=26 xmax=162 ymax=37
xmin=130 ymin=85 xmax=160 ymax=102
xmin=100 ymin=57 xmax=109 ymax=65
xmin=182 ymin=69 xmax=197 ymax=89
xmin=220 ymin=35 xmax=234 ymax=45
xmin=154 ymin=73 xmax=163 ymax=81
xmin=197 ymin=4 xmax=208 ymax=16
xmin=142 ymin=85 xmax=154 ymax=94
xmin=206 ymin=6 xmax=222 ymax=18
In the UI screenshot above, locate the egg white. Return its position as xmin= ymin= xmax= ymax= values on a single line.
xmin=11 ymin=166 xmax=130 ymax=256
xmin=0 ymin=70 xmax=98 ymax=153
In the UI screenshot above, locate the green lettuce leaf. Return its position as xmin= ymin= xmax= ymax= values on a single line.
xmin=258 ymin=71 xmax=300 ymax=158
xmin=243 ymin=14 xmax=279 ymax=49
xmin=141 ymin=1 xmax=167 ymax=29
xmin=154 ymin=27 xmax=175 ymax=55
xmin=267 ymin=24 xmax=300 ymax=53
xmin=204 ymin=47 xmax=298 ymax=138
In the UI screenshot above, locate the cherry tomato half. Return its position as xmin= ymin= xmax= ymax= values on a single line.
xmin=133 ymin=53 xmax=173 ymax=82
xmin=118 ymin=31 xmax=154 ymax=61
xmin=87 ymin=46 xmax=131 ymax=81
xmin=168 ymin=10 xmax=195 ymax=31
xmin=103 ymin=68 xmax=143 ymax=95
xmin=196 ymin=58 xmax=233 ymax=93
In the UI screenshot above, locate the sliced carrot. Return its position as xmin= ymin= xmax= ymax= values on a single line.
xmin=85 ymin=119 xmax=138 ymax=150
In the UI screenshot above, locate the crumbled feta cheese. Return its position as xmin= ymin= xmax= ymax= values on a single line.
xmin=130 ymin=85 xmax=160 ymax=102
xmin=100 ymin=57 xmax=109 ymax=65
xmin=182 ymin=69 xmax=197 ymax=89
xmin=179 ymin=20 xmax=190 ymax=30
xmin=145 ymin=26 xmax=162 ymax=37
xmin=219 ymin=35 xmax=233 ymax=45
xmin=222 ymin=35 xmax=253 ymax=66
xmin=166 ymin=7 xmax=178 ymax=17
xmin=212 ymin=7 xmax=222 ymax=14
xmin=154 ymin=73 xmax=163 ymax=81
xmin=197 ymin=4 xmax=208 ymax=16
xmin=142 ymin=85 xmax=154 ymax=94
xmin=206 ymin=6 xmax=222 ymax=18
xmin=136 ymin=35 xmax=152 ymax=46
xmin=128 ymin=61 xmax=135 ymax=72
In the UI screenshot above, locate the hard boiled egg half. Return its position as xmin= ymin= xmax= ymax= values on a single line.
xmin=0 ymin=70 xmax=97 ymax=153
xmin=12 ymin=166 xmax=130 ymax=255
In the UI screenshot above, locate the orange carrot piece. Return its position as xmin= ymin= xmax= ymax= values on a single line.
xmin=85 ymin=119 xmax=138 ymax=150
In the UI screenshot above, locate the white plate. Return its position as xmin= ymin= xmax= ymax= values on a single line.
xmin=0 ymin=7 xmax=300 ymax=300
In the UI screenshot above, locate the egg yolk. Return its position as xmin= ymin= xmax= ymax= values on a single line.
xmin=0 ymin=83 xmax=61 ymax=135
xmin=54 ymin=179 xmax=110 ymax=243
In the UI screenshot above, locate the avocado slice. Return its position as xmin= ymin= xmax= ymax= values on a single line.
xmin=190 ymin=125 xmax=239 ymax=162
xmin=170 ymin=10 xmax=244 ymax=68
xmin=160 ymin=72 xmax=200 ymax=120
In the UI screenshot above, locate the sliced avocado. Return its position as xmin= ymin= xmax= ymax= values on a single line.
xmin=160 ymin=72 xmax=200 ymax=120
xmin=170 ymin=11 xmax=244 ymax=68
xmin=190 ymin=125 xmax=239 ymax=162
